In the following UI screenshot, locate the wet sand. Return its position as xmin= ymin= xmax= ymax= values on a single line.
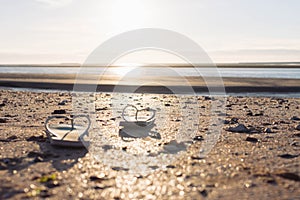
xmin=0 ymin=73 xmax=300 ymax=93
xmin=0 ymin=89 xmax=299 ymax=199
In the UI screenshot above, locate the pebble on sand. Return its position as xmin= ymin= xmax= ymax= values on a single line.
xmin=291 ymin=116 xmax=300 ymax=121
xmin=264 ymin=128 xmax=273 ymax=133
xmin=227 ymin=124 xmax=250 ymax=133
xmin=0 ymin=117 xmax=7 ymax=123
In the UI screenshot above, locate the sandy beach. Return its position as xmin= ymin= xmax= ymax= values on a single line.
xmin=0 ymin=88 xmax=299 ymax=199
xmin=2 ymin=0 xmax=300 ymax=199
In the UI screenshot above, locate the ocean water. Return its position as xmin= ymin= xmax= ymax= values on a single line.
xmin=0 ymin=66 xmax=300 ymax=79
xmin=2 ymin=86 xmax=300 ymax=98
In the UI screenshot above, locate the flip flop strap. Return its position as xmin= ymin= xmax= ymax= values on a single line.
xmin=122 ymin=104 xmax=156 ymax=124
xmin=45 ymin=115 xmax=91 ymax=138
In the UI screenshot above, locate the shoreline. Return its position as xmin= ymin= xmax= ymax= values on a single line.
xmin=0 ymin=74 xmax=300 ymax=94
xmin=1 ymin=80 xmax=300 ymax=94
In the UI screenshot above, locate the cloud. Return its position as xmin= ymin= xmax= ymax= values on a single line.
xmin=35 ymin=0 xmax=73 ymax=7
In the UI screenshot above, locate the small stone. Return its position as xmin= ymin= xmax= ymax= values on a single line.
xmin=164 ymin=103 xmax=171 ymax=107
xmin=223 ymin=120 xmax=230 ymax=124
xmin=89 ymin=175 xmax=106 ymax=182
xmin=227 ymin=124 xmax=250 ymax=133
xmin=291 ymin=116 xmax=300 ymax=121
xmin=193 ymin=135 xmax=204 ymax=141
xmin=111 ymin=167 xmax=129 ymax=171
xmin=198 ymin=189 xmax=208 ymax=197
xmin=254 ymin=112 xmax=263 ymax=116
xmin=191 ymin=156 xmax=203 ymax=160
xmin=166 ymin=165 xmax=176 ymax=169
xmin=295 ymin=125 xmax=300 ymax=131
xmin=0 ymin=118 xmax=7 ymax=123
xmin=246 ymin=137 xmax=258 ymax=143
xmin=262 ymin=122 xmax=271 ymax=126
xmin=246 ymin=111 xmax=253 ymax=116
xmin=26 ymin=136 xmax=46 ymax=142
xmin=264 ymin=128 xmax=273 ymax=133
xmin=58 ymin=100 xmax=68 ymax=106
xmin=52 ymin=110 xmax=66 ymax=115
xmin=244 ymin=180 xmax=256 ymax=188
xmin=46 ymin=181 xmax=60 ymax=188
xmin=102 ymin=145 xmax=113 ymax=152
xmin=278 ymin=154 xmax=298 ymax=159
xmin=33 ymin=156 xmax=44 ymax=163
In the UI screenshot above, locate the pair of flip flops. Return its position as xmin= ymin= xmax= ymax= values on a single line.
xmin=45 ymin=105 xmax=157 ymax=147
xmin=45 ymin=115 xmax=90 ymax=147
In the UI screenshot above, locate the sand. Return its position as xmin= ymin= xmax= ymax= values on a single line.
xmin=0 ymin=88 xmax=299 ymax=199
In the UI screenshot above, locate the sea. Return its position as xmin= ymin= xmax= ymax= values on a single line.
xmin=0 ymin=65 xmax=300 ymax=97
xmin=0 ymin=66 xmax=300 ymax=79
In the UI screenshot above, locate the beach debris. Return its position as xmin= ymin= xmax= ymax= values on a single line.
xmin=198 ymin=189 xmax=208 ymax=197
xmin=264 ymin=128 xmax=273 ymax=133
xmin=95 ymin=107 xmax=108 ymax=111
xmin=246 ymin=111 xmax=253 ymax=116
xmin=111 ymin=167 xmax=129 ymax=171
xmin=89 ymin=175 xmax=107 ymax=182
xmin=293 ymin=133 xmax=300 ymax=137
xmin=227 ymin=124 xmax=250 ymax=133
xmin=193 ymin=135 xmax=204 ymax=141
xmin=278 ymin=154 xmax=298 ymax=159
xmin=38 ymin=173 xmax=57 ymax=183
xmin=204 ymin=96 xmax=211 ymax=100
xmin=254 ymin=111 xmax=264 ymax=116
xmin=291 ymin=116 xmax=300 ymax=121
xmin=58 ymin=100 xmax=68 ymax=106
xmin=262 ymin=122 xmax=272 ymax=126
xmin=295 ymin=124 xmax=300 ymax=131
xmin=37 ymin=173 xmax=60 ymax=189
xmin=51 ymin=109 xmax=66 ymax=114
xmin=244 ymin=180 xmax=256 ymax=188
xmin=25 ymin=187 xmax=49 ymax=198
xmin=223 ymin=120 xmax=230 ymax=124
xmin=166 ymin=165 xmax=176 ymax=169
xmin=276 ymin=172 xmax=300 ymax=182
xmin=26 ymin=135 xmax=46 ymax=142
xmin=245 ymin=136 xmax=258 ymax=143
xmin=290 ymin=141 xmax=299 ymax=147
xmin=33 ymin=156 xmax=44 ymax=163
xmin=230 ymin=117 xmax=239 ymax=124
xmin=0 ymin=135 xmax=17 ymax=142
xmin=0 ymin=117 xmax=7 ymax=123
xmin=102 ymin=145 xmax=113 ymax=152
xmin=191 ymin=155 xmax=203 ymax=160
xmin=4 ymin=114 xmax=17 ymax=118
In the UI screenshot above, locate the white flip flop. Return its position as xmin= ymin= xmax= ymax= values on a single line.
xmin=45 ymin=115 xmax=90 ymax=147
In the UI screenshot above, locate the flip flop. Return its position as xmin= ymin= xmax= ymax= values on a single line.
xmin=45 ymin=115 xmax=91 ymax=147
xmin=119 ymin=105 xmax=160 ymax=141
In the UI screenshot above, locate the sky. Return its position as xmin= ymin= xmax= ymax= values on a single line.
xmin=0 ymin=0 xmax=299 ymax=64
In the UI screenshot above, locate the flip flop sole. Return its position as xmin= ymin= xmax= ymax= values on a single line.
xmin=46 ymin=124 xmax=88 ymax=147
